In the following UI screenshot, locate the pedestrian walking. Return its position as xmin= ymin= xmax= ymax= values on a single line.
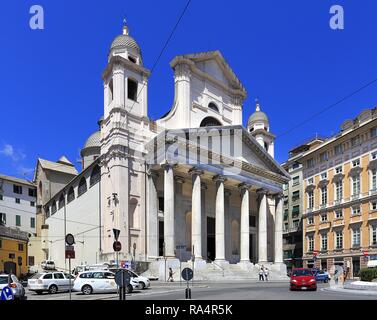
xmin=167 ymin=267 xmax=174 ymax=282
xmin=264 ymin=267 xmax=269 ymax=281
xmin=259 ymin=265 xmax=265 ymax=281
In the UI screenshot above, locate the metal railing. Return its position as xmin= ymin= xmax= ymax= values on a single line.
xmin=208 ymin=259 xmax=225 ymax=277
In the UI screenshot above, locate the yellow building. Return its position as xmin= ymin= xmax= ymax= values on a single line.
xmin=301 ymin=108 xmax=377 ymax=278
xmin=0 ymin=225 xmax=29 ymax=277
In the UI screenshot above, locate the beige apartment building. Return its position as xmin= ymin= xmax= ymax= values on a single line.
xmin=301 ymin=108 xmax=377 ymax=277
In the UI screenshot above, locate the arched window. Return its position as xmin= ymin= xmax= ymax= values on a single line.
xmin=264 ymin=142 xmax=269 ymax=152
xmin=185 ymin=212 xmax=192 ymax=251
xmin=90 ymin=165 xmax=101 ymax=187
xmin=129 ymin=198 xmax=138 ymax=228
xmin=108 ymin=79 xmax=114 ymax=104
xmin=208 ymin=102 xmax=219 ymax=113
xmin=45 ymin=206 xmax=50 ymax=218
xmin=78 ymin=177 xmax=87 ymax=197
xmin=58 ymin=194 xmax=65 ymax=210
xmin=67 ymin=187 xmax=75 ymax=204
xmin=231 ymin=220 xmax=240 ymax=255
xmin=38 ymin=181 xmax=43 ymax=203
xmin=200 ymin=117 xmax=222 ymax=127
xmin=127 ymin=78 xmax=138 ymax=102
xmin=51 ymin=201 xmax=57 ymax=215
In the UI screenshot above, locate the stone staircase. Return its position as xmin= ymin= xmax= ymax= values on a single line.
xmin=143 ymin=260 xmax=289 ymax=282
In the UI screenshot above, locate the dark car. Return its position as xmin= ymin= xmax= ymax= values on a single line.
xmin=290 ymin=268 xmax=317 ymax=291
xmin=311 ymin=269 xmax=330 ymax=283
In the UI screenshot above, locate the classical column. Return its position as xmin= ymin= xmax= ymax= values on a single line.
xmin=258 ymin=190 xmax=268 ymax=264
xmin=163 ymin=164 xmax=175 ymax=258
xmin=147 ymin=171 xmax=159 ymax=259
xmin=239 ymin=184 xmax=251 ymax=263
xmin=190 ymin=168 xmax=203 ymax=260
xmin=274 ymin=194 xmax=284 ymax=264
xmin=213 ymin=175 xmax=227 ymax=262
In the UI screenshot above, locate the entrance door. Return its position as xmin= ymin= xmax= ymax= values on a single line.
xmin=352 ymin=258 xmax=360 ymax=277
xmin=249 ymin=234 xmax=253 ymax=262
xmin=158 ymin=221 xmax=164 ymax=256
xmin=207 ymin=217 xmax=215 ymax=261
xmin=4 ymin=261 xmax=16 ymax=275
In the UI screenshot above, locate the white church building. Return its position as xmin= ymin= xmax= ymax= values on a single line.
xmin=38 ymin=24 xmax=290 ymax=280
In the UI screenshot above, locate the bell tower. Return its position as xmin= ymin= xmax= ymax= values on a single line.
xmin=247 ymin=99 xmax=275 ymax=157
xmin=100 ymin=23 xmax=151 ymax=263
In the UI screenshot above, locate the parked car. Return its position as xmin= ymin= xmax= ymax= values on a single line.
xmin=0 ymin=274 xmax=26 ymax=300
xmin=27 ymin=272 xmax=74 ymax=294
xmin=311 ymin=269 xmax=330 ymax=283
xmin=109 ymin=268 xmax=150 ymax=290
xmin=73 ymin=270 xmax=141 ymax=295
xmin=290 ymin=268 xmax=317 ymax=291
xmin=41 ymin=260 xmax=55 ymax=271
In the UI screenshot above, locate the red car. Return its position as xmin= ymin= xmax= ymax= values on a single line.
xmin=290 ymin=268 xmax=317 ymax=291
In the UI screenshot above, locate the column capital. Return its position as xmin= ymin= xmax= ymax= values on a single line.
xmin=174 ymin=176 xmax=185 ymax=184
xmin=256 ymin=188 xmax=269 ymax=196
xmin=212 ymin=175 xmax=227 ymax=183
xmin=146 ymin=169 xmax=159 ymax=178
xmin=188 ymin=167 xmax=204 ymax=176
xmin=275 ymin=193 xmax=284 ymax=200
xmin=238 ymin=183 xmax=252 ymax=192
xmin=161 ymin=162 xmax=177 ymax=171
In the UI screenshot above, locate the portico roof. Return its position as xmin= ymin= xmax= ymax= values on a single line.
xmin=145 ymin=125 xmax=290 ymax=192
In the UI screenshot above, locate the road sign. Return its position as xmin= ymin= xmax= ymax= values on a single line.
xmin=113 ymin=241 xmax=122 ymax=252
xmin=115 ymin=269 xmax=130 ymax=287
xmin=65 ymin=245 xmax=75 ymax=259
xmin=1 ymin=286 xmax=14 ymax=301
xmin=363 ymin=250 xmax=369 ymax=257
xmin=113 ymin=228 xmax=120 ymax=241
xmin=65 ymin=233 xmax=75 ymax=246
xmin=313 ymin=251 xmax=318 ymax=257
xmin=181 ymin=268 xmax=193 ymax=281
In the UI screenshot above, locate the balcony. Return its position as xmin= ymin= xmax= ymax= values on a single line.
xmin=319 ymin=203 xmax=327 ymax=210
xmin=351 ymin=194 xmax=360 ymax=201
xmin=333 ymin=198 xmax=343 ymax=206
xmin=370 ymin=189 xmax=377 ymax=196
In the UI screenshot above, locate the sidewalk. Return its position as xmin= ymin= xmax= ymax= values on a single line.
xmin=323 ymin=281 xmax=377 ymax=296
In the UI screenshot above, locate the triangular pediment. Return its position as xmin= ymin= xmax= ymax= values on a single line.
xmin=145 ymin=126 xmax=290 ymax=182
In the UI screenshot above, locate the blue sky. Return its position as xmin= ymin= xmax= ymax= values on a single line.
xmin=1 ymin=0 xmax=377 ymax=179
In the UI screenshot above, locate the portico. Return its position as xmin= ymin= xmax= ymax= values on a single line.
xmin=145 ymin=125 xmax=289 ymax=268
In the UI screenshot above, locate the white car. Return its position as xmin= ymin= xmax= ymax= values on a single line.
xmin=0 ymin=274 xmax=26 ymax=300
xmin=41 ymin=260 xmax=55 ymax=271
xmin=28 ymin=272 xmax=74 ymax=294
xmin=73 ymin=270 xmax=141 ymax=295
xmin=111 ymin=269 xmax=150 ymax=289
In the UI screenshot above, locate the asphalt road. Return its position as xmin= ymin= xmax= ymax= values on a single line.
xmin=24 ymin=281 xmax=377 ymax=300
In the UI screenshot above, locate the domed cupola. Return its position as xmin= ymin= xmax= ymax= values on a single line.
xmin=247 ymin=99 xmax=275 ymax=158
xmin=108 ymin=21 xmax=143 ymax=65
xmin=80 ymin=118 xmax=103 ymax=170
xmin=247 ymin=99 xmax=269 ymax=132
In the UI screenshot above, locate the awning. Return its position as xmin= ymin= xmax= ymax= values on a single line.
xmin=367 ymin=260 xmax=377 ymax=268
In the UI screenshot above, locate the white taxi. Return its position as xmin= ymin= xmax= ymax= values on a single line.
xmin=73 ymin=270 xmax=141 ymax=295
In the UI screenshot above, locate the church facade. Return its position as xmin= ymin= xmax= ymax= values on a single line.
xmin=40 ymin=24 xmax=290 ymax=279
